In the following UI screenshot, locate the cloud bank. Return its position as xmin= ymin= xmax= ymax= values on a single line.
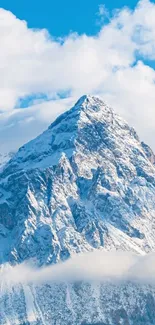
xmin=1 ymin=250 xmax=155 ymax=288
xmin=1 ymin=0 xmax=155 ymax=152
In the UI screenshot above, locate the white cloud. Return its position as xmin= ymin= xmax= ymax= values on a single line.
xmin=1 ymin=0 xmax=155 ymax=152
xmin=0 ymin=97 xmax=73 ymax=153
xmin=98 ymin=4 xmax=107 ymax=17
xmin=2 ymin=250 xmax=155 ymax=287
xmin=96 ymin=4 xmax=109 ymax=24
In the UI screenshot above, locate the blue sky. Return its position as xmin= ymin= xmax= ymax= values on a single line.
xmin=1 ymin=0 xmax=139 ymax=36
xmin=1 ymin=0 xmax=155 ymax=154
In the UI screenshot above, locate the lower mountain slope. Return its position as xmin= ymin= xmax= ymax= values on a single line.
xmin=1 ymin=281 xmax=155 ymax=325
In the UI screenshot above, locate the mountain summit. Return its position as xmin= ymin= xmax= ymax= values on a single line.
xmin=2 ymin=94 xmax=147 ymax=174
xmin=3 ymin=95 xmax=121 ymax=173
xmin=1 ymin=95 xmax=155 ymax=324
xmin=1 ymin=95 xmax=155 ymax=266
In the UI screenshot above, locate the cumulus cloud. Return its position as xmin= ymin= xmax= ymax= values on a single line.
xmin=1 ymin=250 xmax=155 ymax=287
xmin=1 ymin=0 xmax=155 ymax=152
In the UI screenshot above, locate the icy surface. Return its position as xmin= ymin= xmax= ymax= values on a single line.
xmin=1 ymin=95 xmax=155 ymax=323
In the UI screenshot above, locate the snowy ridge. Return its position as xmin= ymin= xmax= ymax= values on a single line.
xmin=3 ymin=95 xmax=141 ymax=174
xmin=0 ymin=152 xmax=14 ymax=170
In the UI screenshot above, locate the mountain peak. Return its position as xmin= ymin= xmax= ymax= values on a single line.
xmin=75 ymin=94 xmax=99 ymax=105
xmin=1 ymin=95 xmax=143 ymax=176
xmin=75 ymin=94 xmax=91 ymax=105
xmin=74 ymin=94 xmax=107 ymax=112
xmin=1 ymin=95 xmax=155 ymax=323
xmin=1 ymin=94 xmax=155 ymax=267
xmin=48 ymin=94 xmax=109 ymax=132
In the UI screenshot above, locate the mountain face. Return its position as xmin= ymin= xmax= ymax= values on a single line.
xmin=0 ymin=152 xmax=14 ymax=170
xmin=1 ymin=95 xmax=155 ymax=265
xmin=1 ymin=95 xmax=155 ymax=324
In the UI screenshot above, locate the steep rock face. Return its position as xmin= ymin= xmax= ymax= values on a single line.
xmin=1 ymin=95 xmax=155 ymax=265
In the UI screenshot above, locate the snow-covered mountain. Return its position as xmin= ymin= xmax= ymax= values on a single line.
xmin=1 ymin=95 xmax=155 ymax=324
xmin=0 ymin=152 xmax=14 ymax=170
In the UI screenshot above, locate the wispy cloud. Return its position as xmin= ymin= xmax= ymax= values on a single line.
xmin=2 ymin=251 xmax=155 ymax=287
xmin=96 ymin=4 xmax=109 ymax=25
